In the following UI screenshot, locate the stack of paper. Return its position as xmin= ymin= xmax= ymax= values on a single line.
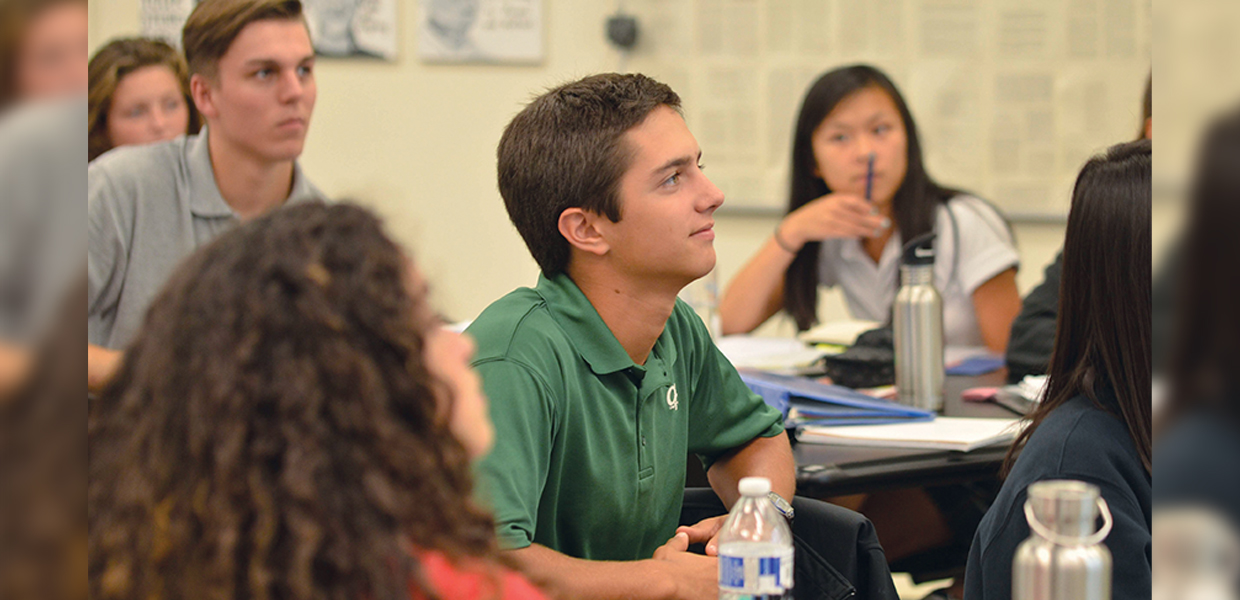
xmin=797 ymin=320 xmax=881 ymax=346
xmin=990 ymin=374 xmax=1048 ymax=415
xmin=716 ymin=336 xmax=827 ymax=374
xmin=796 ymin=417 xmax=1025 ymax=452
xmin=1013 ymin=374 xmax=1049 ymax=400
xmin=740 ymin=370 xmax=933 ymax=426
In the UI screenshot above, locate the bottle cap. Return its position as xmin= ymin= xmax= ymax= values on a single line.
xmin=1026 ymin=480 xmax=1100 ymax=538
xmin=901 ymin=232 xmax=937 ymax=266
xmin=738 ymin=477 xmax=771 ymax=497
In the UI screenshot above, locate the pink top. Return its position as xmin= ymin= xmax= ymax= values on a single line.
xmin=412 ymin=550 xmax=549 ymax=600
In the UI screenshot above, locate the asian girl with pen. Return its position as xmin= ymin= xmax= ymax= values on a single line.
xmin=719 ymin=64 xmax=1021 ymax=354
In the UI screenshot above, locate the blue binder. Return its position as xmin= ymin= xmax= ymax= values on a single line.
xmin=740 ymin=370 xmax=934 ymax=427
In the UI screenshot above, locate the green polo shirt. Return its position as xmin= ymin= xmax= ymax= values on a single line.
xmin=468 ymin=273 xmax=784 ymax=561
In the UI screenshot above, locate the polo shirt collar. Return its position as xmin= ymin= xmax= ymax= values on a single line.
xmin=535 ymin=273 xmax=645 ymax=376
xmin=188 ymin=127 xmax=318 ymax=218
xmin=840 ymin=233 xmax=903 ymax=273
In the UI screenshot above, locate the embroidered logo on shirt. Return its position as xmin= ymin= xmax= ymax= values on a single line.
xmin=666 ymin=384 xmax=679 ymax=411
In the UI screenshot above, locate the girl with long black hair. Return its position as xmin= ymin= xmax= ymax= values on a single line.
xmin=964 ymin=139 xmax=1152 ymax=600
xmin=720 ymin=65 xmax=1021 ymax=352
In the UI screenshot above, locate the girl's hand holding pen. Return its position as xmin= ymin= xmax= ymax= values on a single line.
xmin=777 ymin=192 xmax=891 ymax=251
xmin=865 ymin=151 xmax=877 ymax=202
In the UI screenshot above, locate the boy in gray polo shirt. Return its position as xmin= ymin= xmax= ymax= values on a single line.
xmin=87 ymin=0 xmax=323 ymax=392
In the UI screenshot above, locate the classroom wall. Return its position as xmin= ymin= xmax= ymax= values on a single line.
xmin=88 ymin=0 xmax=1077 ymax=328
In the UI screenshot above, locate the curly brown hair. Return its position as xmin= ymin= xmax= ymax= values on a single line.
xmin=0 ymin=277 xmax=87 ymax=600
xmin=89 ymin=202 xmax=500 ymax=600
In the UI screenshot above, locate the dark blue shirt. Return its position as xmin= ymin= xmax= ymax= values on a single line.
xmin=1155 ymin=410 xmax=1240 ymax=532
xmin=964 ymin=394 xmax=1151 ymax=600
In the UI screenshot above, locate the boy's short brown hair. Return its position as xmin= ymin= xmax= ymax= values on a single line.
xmin=181 ymin=0 xmax=305 ymax=80
xmin=497 ymin=73 xmax=681 ymax=275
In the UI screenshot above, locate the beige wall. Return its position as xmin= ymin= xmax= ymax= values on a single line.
xmin=89 ymin=0 xmax=1071 ymax=327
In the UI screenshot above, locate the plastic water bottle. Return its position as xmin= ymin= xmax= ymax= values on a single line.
xmin=679 ymin=267 xmax=721 ymax=339
xmin=717 ymin=477 xmax=794 ymax=599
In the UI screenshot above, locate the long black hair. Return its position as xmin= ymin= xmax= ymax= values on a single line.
xmin=1165 ymin=107 xmax=1240 ymax=427
xmin=1005 ymin=139 xmax=1152 ymax=475
xmin=0 ymin=277 xmax=86 ymax=600
xmin=783 ymin=65 xmax=957 ymax=330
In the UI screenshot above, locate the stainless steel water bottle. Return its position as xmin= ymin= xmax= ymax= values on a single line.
xmin=893 ymin=232 xmax=944 ymax=411
xmin=1013 ymin=480 xmax=1114 ymax=600
xmin=1152 ymin=507 xmax=1240 ymax=600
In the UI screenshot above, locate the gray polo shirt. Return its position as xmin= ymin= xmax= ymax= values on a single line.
xmin=0 ymin=98 xmax=85 ymax=342
xmin=88 ymin=130 xmax=323 ymax=349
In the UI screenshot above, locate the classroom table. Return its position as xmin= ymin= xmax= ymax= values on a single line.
xmin=685 ymin=370 xmax=1021 ymax=498
xmin=792 ymin=370 xmax=1017 ymax=498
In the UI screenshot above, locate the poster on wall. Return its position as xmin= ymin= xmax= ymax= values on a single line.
xmin=140 ymin=0 xmax=196 ymax=46
xmin=418 ymin=0 xmax=542 ymax=64
xmin=139 ymin=0 xmax=398 ymax=60
xmin=304 ymin=0 xmax=398 ymax=59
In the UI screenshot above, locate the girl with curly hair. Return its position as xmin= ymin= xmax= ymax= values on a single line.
xmin=88 ymin=202 xmax=546 ymax=600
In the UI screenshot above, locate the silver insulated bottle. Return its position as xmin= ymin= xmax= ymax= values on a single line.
xmin=1013 ymin=480 xmax=1114 ymax=600
xmin=893 ymin=232 xmax=943 ymax=411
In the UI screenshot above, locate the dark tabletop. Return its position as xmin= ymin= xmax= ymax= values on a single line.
xmin=792 ymin=370 xmax=1018 ymax=497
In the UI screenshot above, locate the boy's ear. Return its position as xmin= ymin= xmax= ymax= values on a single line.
xmin=558 ymin=208 xmax=610 ymax=257
xmin=190 ymin=74 xmax=217 ymax=120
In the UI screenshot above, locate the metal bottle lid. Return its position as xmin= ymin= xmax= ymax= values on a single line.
xmin=901 ymin=232 xmax=937 ymax=267
xmin=1027 ymin=480 xmax=1105 ymax=540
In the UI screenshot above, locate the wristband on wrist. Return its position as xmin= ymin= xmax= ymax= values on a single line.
xmin=773 ymin=224 xmax=799 ymax=254
xmin=768 ymin=491 xmax=795 ymax=523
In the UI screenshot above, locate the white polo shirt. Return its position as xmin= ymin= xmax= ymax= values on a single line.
xmin=817 ymin=195 xmax=1018 ymax=347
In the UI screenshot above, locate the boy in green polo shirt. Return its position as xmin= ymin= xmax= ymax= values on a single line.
xmin=468 ymin=74 xmax=808 ymax=600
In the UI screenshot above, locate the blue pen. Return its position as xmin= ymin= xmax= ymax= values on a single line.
xmin=864 ymin=152 xmax=875 ymax=202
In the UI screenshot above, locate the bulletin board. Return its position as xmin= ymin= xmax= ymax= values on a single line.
xmin=141 ymin=0 xmax=400 ymax=60
xmin=622 ymin=0 xmax=1151 ymax=221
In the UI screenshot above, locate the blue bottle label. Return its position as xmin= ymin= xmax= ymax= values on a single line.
xmin=717 ymin=547 xmax=794 ymax=594
xmin=720 ymin=555 xmax=747 ymax=589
